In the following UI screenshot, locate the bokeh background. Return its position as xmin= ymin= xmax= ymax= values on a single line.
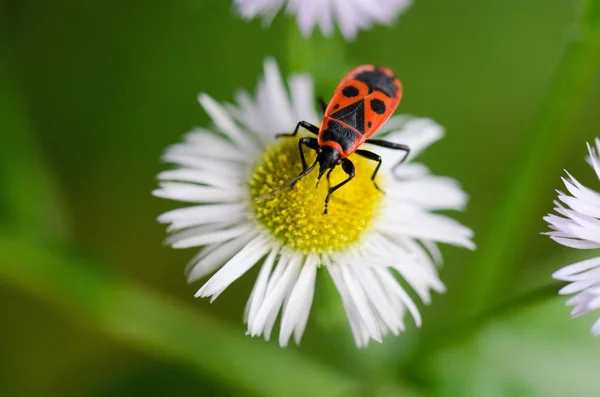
xmin=2 ymin=0 xmax=600 ymax=396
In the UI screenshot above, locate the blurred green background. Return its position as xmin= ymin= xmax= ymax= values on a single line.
xmin=2 ymin=0 xmax=600 ymax=396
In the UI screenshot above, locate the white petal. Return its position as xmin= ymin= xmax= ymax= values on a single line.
xmin=351 ymin=263 xmax=402 ymax=335
xmin=249 ymin=252 xmax=302 ymax=338
xmin=247 ymin=251 xmax=292 ymax=334
xmin=386 ymin=176 xmax=468 ymax=211
xmin=162 ymin=150 xmax=245 ymax=176
xmin=279 ymin=255 xmax=318 ymax=346
xmin=553 ymin=256 xmax=600 ymax=280
xmin=153 ymin=182 xmax=242 ymax=203
xmin=391 ymin=163 xmax=431 ymax=179
xmin=157 ymin=169 xmax=238 ymax=190
xmin=374 ymin=266 xmax=422 ymax=327
xmin=586 ymin=294 xmax=600 ymax=311
xmin=230 ymin=90 xmax=265 ymax=142
xmin=315 ymin=0 xmax=335 ymax=36
xmin=158 ymin=203 xmax=245 ymax=232
xmin=235 ymin=0 xmax=412 ymax=40
xmin=182 ymin=128 xmax=246 ymax=161
xmin=559 ymin=281 xmax=598 ymax=295
xmin=375 ymin=117 xmax=444 ymax=166
xmin=288 ymin=74 xmax=320 ymax=125
xmin=548 ymin=235 xmax=600 ymax=249
xmin=245 ymin=246 xmax=279 ymax=323
xmin=380 ymin=204 xmax=475 ymax=250
xmin=559 ymin=174 xmax=600 ymax=217
xmin=198 ymin=94 xmax=260 ymax=154
xmin=288 ymin=0 xmax=320 ymax=35
xmin=327 ymin=262 xmax=370 ymax=347
xmin=392 ymin=237 xmax=446 ymax=296
xmin=587 ymin=140 xmax=600 ymax=180
xmin=331 ymin=0 xmax=361 ymax=39
xmin=591 ymin=316 xmax=600 ymax=335
xmin=422 ymin=240 xmax=443 ymax=266
xmin=257 ymin=58 xmax=296 ymax=136
xmin=341 ymin=264 xmax=383 ymax=343
xmin=187 ymin=232 xmax=257 ymax=282
xmin=327 ymin=262 xmax=382 ymax=346
xmin=158 ymin=203 xmax=240 ymax=224
xmin=196 ymin=234 xmax=270 ymax=298
xmin=293 ymin=257 xmax=318 ymax=344
xmin=235 ymin=0 xmax=284 ymax=19
xmin=166 ymin=222 xmax=251 ymax=249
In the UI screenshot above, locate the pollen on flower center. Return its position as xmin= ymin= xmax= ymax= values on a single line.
xmin=249 ymin=137 xmax=384 ymax=253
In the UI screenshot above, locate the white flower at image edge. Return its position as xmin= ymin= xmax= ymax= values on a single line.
xmin=545 ymin=139 xmax=600 ymax=335
xmin=153 ymin=58 xmax=475 ymax=347
xmin=233 ymin=0 xmax=413 ymax=40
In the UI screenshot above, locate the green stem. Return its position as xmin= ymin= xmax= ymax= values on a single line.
xmin=474 ymin=282 xmax=562 ymax=325
xmin=402 ymin=281 xmax=562 ymax=379
xmin=405 ymin=250 xmax=599 ymax=376
xmin=459 ymin=0 xmax=600 ymax=318
xmin=0 ymin=231 xmax=379 ymax=397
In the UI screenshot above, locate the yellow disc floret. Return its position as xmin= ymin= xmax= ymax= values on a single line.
xmin=249 ymin=137 xmax=384 ymax=254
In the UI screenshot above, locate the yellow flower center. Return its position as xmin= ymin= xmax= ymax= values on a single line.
xmin=249 ymin=137 xmax=384 ymax=254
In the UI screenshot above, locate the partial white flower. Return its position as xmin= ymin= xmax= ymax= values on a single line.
xmin=545 ymin=138 xmax=600 ymax=335
xmin=233 ymin=0 xmax=413 ymax=40
xmin=154 ymin=57 xmax=474 ymax=347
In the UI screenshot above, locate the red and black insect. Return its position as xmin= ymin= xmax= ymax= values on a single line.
xmin=259 ymin=65 xmax=410 ymax=214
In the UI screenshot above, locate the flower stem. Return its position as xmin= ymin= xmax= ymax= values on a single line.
xmin=408 ymin=281 xmax=562 ymax=368
xmin=458 ymin=0 xmax=600 ymax=319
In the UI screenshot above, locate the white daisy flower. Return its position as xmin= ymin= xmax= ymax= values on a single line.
xmin=545 ymin=138 xmax=600 ymax=335
xmin=233 ymin=0 xmax=413 ymax=40
xmin=154 ymin=58 xmax=474 ymax=347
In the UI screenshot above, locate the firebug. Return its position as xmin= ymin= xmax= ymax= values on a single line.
xmin=258 ymin=65 xmax=410 ymax=214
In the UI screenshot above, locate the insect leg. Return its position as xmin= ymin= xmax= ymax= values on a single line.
xmin=325 ymin=168 xmax=333 ymax=190
xmin=277 ymin=121 xmax=319 ymax=138
xmin=255 ymin=160 xmax=318 ymax=201
xmin=297 ymin=137 xmax=319 ymax=172
xmin=256 ymin=138 xmax=318 ymax=200
xmin=365 ymin=139 xmax=410 ymax=178
xmin=318 ymin=167 xmax=334 ymax=188
xmin=318 ymin=97 xmax=328 ymax=114
xmin=355 ymin=149 xmax=384 ymax=193
xmin=323 ymin=159 xmax=355 ymax=215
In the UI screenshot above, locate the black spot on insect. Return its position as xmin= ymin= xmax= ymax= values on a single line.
xmin=367 ymin=121 xmax=372 ymax=128
xmin=333 ymin=104 xmax=340 ymax=110
xmin=354 ymin=70 xmax=397 ymax=98
xmin=370 ymin=99 xmax=386 ymax=115
xmin=342 ymin=85 xmax=359 ymax=98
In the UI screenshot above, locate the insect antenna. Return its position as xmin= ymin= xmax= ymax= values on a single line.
xmin=255 ymin=160 xmax=318 ymax=201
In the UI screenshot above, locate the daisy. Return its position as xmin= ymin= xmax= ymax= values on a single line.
xmin=154 ymin=58 xmax=474 ymax=347
xmin=545 ymin=139 xmax=600 ymax=335
xmin=233 ymin=0 xmax=413 ymax=40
